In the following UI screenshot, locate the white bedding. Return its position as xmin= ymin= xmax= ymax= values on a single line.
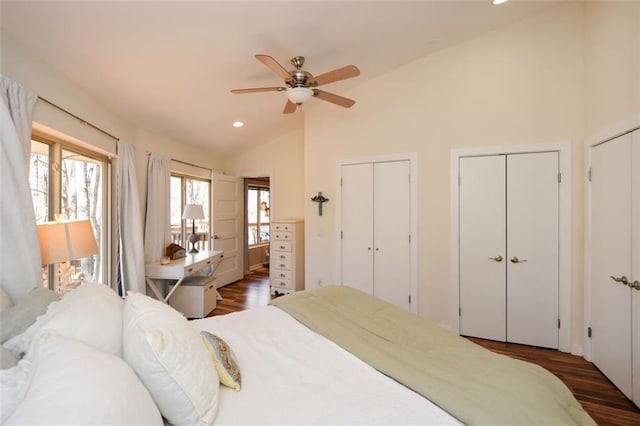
xmin=190 ymin=306 xmax=461 ymax=425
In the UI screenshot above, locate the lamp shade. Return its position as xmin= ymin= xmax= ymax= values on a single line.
xmin=286 ymin=87 xmax=313 ymax=105
xmin=182 ymin=204 xmax=205 ymax=220
xmin=37 ymin=219 xmax=99 ymax=265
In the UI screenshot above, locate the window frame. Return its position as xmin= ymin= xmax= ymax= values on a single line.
xmin=31 ymin=133 xmax=111 ymax=291
xmin=170 ymin=172 xmax=212 ymax=251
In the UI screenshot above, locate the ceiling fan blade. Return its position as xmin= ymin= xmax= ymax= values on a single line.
xmin=283 ymin=100 xmax=297 ymax=114
xmin=314 ymin=65 xmax=360 ymax=87
xmin=230 ymin=87 xmax=284 ymax=94
xmin=255 ymin=54 xmax=292 ymax=81
xmin=313 ymin=89 xmax=356 ymax=108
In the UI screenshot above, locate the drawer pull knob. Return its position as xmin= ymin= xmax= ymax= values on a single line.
xmin=187 ymin=268 xmax=193 ymax=272
xmin=280 ymin=274 xmax=285 ymax=277
xmin=280 ymin=255 xmax=285 ymax=259
xmin=280 ymin=264 xmax=286 ymax=267
xmin=280 ymin=246 xmax=285 ymax=249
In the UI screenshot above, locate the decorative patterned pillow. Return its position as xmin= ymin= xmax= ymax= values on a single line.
xmin=201 ymin=331 xmax=241 ymax=391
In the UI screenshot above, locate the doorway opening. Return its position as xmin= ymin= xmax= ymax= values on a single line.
xmin=244 ymin=177 xmax=270 ymax=274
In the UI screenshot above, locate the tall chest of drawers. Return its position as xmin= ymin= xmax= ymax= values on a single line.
xmin=270 ymin=219 xmax=305 ymax=295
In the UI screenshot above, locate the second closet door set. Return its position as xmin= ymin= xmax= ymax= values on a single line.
xmin=459 ymin=152 xmax=560 ymax=349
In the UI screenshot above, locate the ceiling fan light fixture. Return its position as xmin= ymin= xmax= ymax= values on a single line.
xmin=232 ymin=120 xmax=244 ymax=128
xmin=286 ymin=87 xmax=313 ymax=105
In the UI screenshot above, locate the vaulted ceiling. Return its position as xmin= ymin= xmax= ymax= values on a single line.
xmin=1 ymin=1 xmax=560 ymax=154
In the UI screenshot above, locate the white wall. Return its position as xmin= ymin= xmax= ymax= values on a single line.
xmin=304 ymin=3 xmax=587 ymax=344
xmin=1 ymin=32 xmax=227 ymax=222
xmin=227 ymin=127 xmax=305 ymax=221
xmin=584 ymin=1 xmax=640 ymax=143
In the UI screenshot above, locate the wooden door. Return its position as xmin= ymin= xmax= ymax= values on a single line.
xmin=373 ymin=161 xmax=411 ymax=310
xmin=591 ymin=133 xmax=633 ymax=399
xmin=506 ymin=152 xmax=559 ymax=349
xmin=459 ymin=155 xmax=507 ymax=341
xmin=211 ymin=174 xmax=243 ymax=286
xmin=341 ymin=163 xmax=374 ymax=294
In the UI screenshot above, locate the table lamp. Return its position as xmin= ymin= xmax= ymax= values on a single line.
xmin=37 ymin=219 xmax=99 ymax=292
xmin=182 ymin=204 xmax=205 ymax=253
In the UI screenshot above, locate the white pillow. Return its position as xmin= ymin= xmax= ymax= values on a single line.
xmin=1 ymin=333 xmax=162 ymax=425
xmin=4 ymin=282 xmax=123 ymax=357
xmin=123 ymin=292 xmax=219 ymax=426
xmin=0 ymin=287 xmax=13 ymax=312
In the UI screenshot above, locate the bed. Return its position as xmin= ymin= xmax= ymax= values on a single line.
xmin=0 ymin=282 xmax=595 ymax=425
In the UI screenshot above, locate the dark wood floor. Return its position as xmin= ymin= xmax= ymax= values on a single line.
xmin=210 ymin=268 xmax=640 ymax=425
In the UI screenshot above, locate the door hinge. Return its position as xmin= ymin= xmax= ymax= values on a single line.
xmin=458 ymin=175 xmax=461 ymax=186
xmin=459 ymin=307 xmax=462 ymax=316
xmin=340 ymin=231 xmax=343 ymax=240
xmin=557 ymin=318 xmax=561 ymax=329
xmin=408 ymin=234 xmax=411 ymax=244
xmin=557 ymin=172 xmax=562 ymax=183
xmin=409 ymin=295 xmax=411 ymax=304
xmin=588 ymin=327 xmax=592 ymax=338
xmin=588 ymin=167 xmax=592 ymax=182
xmin=340 ymin=178 xmax=343 ymax=187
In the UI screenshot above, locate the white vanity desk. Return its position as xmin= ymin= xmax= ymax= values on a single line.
xmin=145 ymin=250 xmax=224 ymax=303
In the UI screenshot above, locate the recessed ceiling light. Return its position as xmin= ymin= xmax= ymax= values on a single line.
xmin=232 ymin=121 xmax=244 ymax=128
xmin=492 ymin=0 xmax=509 ymax=4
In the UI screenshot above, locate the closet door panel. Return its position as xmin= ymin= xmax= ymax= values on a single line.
xmin=373 ymin=161 xmax=411 ymax=310
xmin=341 ymin=163 xmax=374 ymax=294
xmin=506 ymin=152 xmax=559 ymax=349
xmin=459 ymin=155 xmax=506 ymax=341
xmin=591 ymin=134 xmax=633 ymax=399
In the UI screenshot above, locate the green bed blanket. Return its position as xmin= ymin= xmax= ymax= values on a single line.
xmin=272 ymin=286 xmax=595 ymax=426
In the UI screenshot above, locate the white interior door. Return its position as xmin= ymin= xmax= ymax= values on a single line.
xmin=341 ymin=163 xmax=374 ymax=294
xmin=459 ymin=155 xmax=507 ymax=341
xmin=506 ymin=152 xmax=559 ymax=348
xmin=632 ymin=129 xmax=640 ymax=407
xmin=373 ymin=161 xmax=411 ymax=310
xmin=591 ymin=134 xmax=633 ymax=399
xmin=211 ymin=174 xmax=243 ymax=287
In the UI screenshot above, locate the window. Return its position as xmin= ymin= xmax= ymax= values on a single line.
xmin=29 ymin=138 xmax=109 ymax=292
xmin=247 ymin=186 xmax=269 ymax=246
xmin=170 ymin=174 xmax=210 ymax=251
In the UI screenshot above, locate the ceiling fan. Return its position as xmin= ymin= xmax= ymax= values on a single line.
xmin=231 ymin=55 xmax=360 ymax=114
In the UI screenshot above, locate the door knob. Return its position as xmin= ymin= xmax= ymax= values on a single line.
xmin=488 ymin=256 xmax=503 ymax=262
xmin=510 ymin=256 xmax=527 ymax=263
xmin=213 ymin=235 xmax=220 ymax=240
xmin=610 ymin=275 xmax=629 ymax=285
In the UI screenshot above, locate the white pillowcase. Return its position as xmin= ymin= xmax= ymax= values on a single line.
xmin=1 ymin=333 xmax=162 ymax=425
xmin=123 ymin=292 xmax=219 ymax=426
xmin=4 ymin=282 xmax=124 ymax=357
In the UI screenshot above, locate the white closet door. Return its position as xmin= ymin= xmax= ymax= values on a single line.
xmin=506 ymin=152 xmax=559 ymax=349
xmin=632 ymin=129 xmax=640 ymax=406
xmin=341 ymin=163 xmax=374 ymax=294
xmin=459 ymin=155 xmax=507 ymax=341
xmin=374 ymin=161 xmax=411 ymax=310
xmin=211 ymin=174 xmax=243 ymax=286
xmin=591 ymin=133 xmax=633 ymax=399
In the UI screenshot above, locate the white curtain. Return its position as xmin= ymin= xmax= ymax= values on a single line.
xmin=144 ymin=154 xmax=171 ymax=264
xmin=115 ymin=141 xmax=145 ymax=295
xmin=0 ymin=76 xmax=40 ymax=300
